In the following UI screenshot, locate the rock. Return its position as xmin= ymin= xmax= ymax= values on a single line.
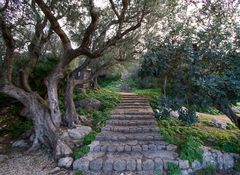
xmin=73 ymin=158 xmax=89 ymax=171
xmin=49 ymin=167 xmax=61 ymax=174
xmin=55 ymin=140 xmax=73 ymax=159
xmin=181 ymin=170 xmax=188 ymax=175
xmin=103 ymin=159 xmax=113 ymax=172
xmin=0 ymin=154 xmax=8 ymax=162
xmin=208 ymin=119 xmax=227 ymax=129
xmin=58 ymin=157 xmax=73 ymax=168
xmin=223 ymin=153 xmax=234 ymax=169
xmin=179 ymin=160 xmax=189 ymax=169
xmin=68 ymin=126 xmax=92 ymax=140
xmin=137 ymin=159 xmax=142 ymax=170
xmin=191 ymin=160 xmax=202 ymax=170
xmin=126 ymin=160 xmax=136 ymax=171
xmin=154 ymin=158 xmax=163 ymax=170
xmin=75 ymin=99 xmax=101 ymax=112
xmin=12 ymin=140 xmax=28 ymax=148
xmin=113 ymin=160 xmax=126 ymax=171
xmin=167 ymin=144 xmax=178 ymax=151
xmin=89 ymin=159 xmax=103 ymax=171
xmin=142 ymin=159 xmax=154 ymax=170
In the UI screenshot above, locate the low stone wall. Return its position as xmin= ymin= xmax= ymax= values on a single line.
xmin=179 ymin=146 xmax=239 ymax=175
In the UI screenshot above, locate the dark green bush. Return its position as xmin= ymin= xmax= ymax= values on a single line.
xmin=83 ymin=132 xmax=97 ymax=145
xmin=74 ymin=145 xmax=90 ymax=159
xmin=178 ymin=108 xmax=198 ymax=125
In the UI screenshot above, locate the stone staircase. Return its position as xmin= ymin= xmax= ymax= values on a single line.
xmin=73 ymin=93 xmax=179 ymax=175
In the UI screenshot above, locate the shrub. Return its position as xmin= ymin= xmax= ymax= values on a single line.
xmin=74 ymin=145 xmax=90 ymax=159
xmin=83 ymin=132 xmax=97 ymax=145
xmin=178 ymin=108 xmax=198 ymax=125
xmin=180 ymin=136 xmax=203 ymax=164
xmin=167 ymin=163 xmax=181 ymax=175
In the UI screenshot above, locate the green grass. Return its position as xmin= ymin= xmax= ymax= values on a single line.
xmin=167 ymin=162 xmax=181 ymax=175
xmin=195 ymin=165 xmax=215 ymax=175
xmin=74 ymin=145 xmax=90 ymax=159
xmin=158 ymin=117 xmax=240 ymax=154
xmin=179 ymin=136 xmax=203 ymax=164
xmin=133 ymin=88 xmax=161 ymax=108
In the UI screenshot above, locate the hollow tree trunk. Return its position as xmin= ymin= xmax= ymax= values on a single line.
xmin=218 ymin=105 xmax=240 ymax=129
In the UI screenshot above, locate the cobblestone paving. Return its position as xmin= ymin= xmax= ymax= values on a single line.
xmin=73 ymin=93 xmax=179 ymax=175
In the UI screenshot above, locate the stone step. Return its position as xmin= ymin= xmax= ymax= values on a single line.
xmin=121 ymin=98 xmax=148 ymax=101
xmin=106 ymin=119 xmax=157 ymax=126
xmin=102 ymin=125 xmax=160 ymax=133
xmin=89 ymin=140 xmax=177 ymax=153
xmin=95 ymin=131 xmax=164 ymax=141
xmin=121 ymin=98 xmax=148 ymax=103
xmin=118 ymin=103 xmax=150 ymax=108
xmin=116 ymin=106 xmax=150 ymax=109
xmin=110 ymin=114 xmax=154 ymax=120
xmin=73 ymin=151 xmax=179 ymax=172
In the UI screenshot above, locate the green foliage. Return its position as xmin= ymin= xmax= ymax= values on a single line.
xmin=178 ymin=108 xmax=198 ymax=125
xmin=179 ymin=136 xmax=203 ymax=164
xmin=83 ymin=132 xmax=97 ymax=145
xmin=74 ymin=145 xmax=90 ymax=159
xmin=167 ymin=163 xmax=181 ymax=175
xmin=197 ymin=107 xmax=222 ymax=115
xmin=91 ymin=111 xmax=109 ymax=128
xmin=158 ymin=117 xmax=240 ymax=154
xmin=29 ymin=55 xmax=60 ymax=96
xmin=74 ymin=170 xmax=84 ymax=175
xmin=75 ymin=88 xmax=120 ymax=111
xmin=195 ymin=165 xmax=215 ymax=175
xmin=233 ymin=161 xmax=240 ymax=172
xmin=133 ymin=88 xmax=161 ymax=108
xmin=0 ymin=120 xmax=33 ymax=138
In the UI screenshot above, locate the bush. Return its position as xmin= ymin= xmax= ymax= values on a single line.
xmin=178 ymin=108 xmax=198 ymax=125
xmin=167 ymin=163 xmax=181 ymax=175
xmin=158 ymin=117 xmax=240 ymax=154
xmin=74 ymin=145 xmax=90 ymax=159
xmin=180 ymin=136 xmax=203 ymax=164
xmin=83 ymin=132 xmax=97 ymax=145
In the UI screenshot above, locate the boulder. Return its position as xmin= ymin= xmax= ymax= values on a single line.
xmin=58 ymin=157 xmax=73 ymax=168
xmin=55 ymin=140 xmax=73 ymax=159
xmin=208 ymin=119 xmax=227 ymax=129
xmin=68 ymin=126 xmax=92 ymax=140
xmin=12 ymin=139 xmax=29 ymax=148
xmin=75 ymin=99 xmax=101 ymax=112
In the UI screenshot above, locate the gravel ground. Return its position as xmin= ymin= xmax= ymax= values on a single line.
xmin=0 ymin=148 xmax=72 ymax=175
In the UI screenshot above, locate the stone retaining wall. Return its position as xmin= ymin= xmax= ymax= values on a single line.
xmin=179 ymin=146 xmax=239 ymax=175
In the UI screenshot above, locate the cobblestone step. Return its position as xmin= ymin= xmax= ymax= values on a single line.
xmin=102 ymin=125 xmax=160 ymax=133
xmin=73 ymin=93 xmax=179 ymax=175
xmin=106 ymin=119 xmax=157 ymax=126
xmin=118 ymin=103 xmax=149 ymax=106
xmin=73 ymin=151 xmax=179 ymax=173
xmin=89 ymin=140 xmax=177 ymax=153
xmin=111 ymin=114 xmax=154 ymax=120
xmin=95 ymin=131 xmax=163 ymax=141
xmin=115 ymin=106 xmax=150 ymax=109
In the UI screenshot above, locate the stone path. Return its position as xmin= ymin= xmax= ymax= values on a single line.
xmin=73 ymin=93 xmax=179 ymax=175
